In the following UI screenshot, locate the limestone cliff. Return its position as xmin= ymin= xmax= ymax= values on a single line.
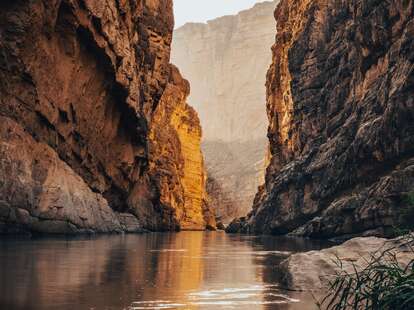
xmin=0 ymin=0 xmax=214 ymax=234
xmin=229 ymin=0 xmax=414 ymax=238
xmin=171 ymin=1 xmax=278 ymax=222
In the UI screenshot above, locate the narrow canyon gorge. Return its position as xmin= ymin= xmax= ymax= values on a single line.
xmin=171 ymin=1 xmax=278 ymax=223
xmin=228 ymin=0 xmax=414 ymax=239
xmin=0 ymin=0 xmax=214 ymax=234
xmin=0 ymin=1 xmax=413 ymax=309
xmin=0 ymin=0 xmax=412 ymax=239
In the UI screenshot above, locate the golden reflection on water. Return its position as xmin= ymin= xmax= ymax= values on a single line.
xmin=141 ymin=232 xmax=206 ymax=304
xmin=0 ymin=232 xmax=329 ymax=310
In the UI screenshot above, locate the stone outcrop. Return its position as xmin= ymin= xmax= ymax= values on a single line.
xmin=171 ymin=1 xmax=278 ymax=222
xmin=230 ymin=0 xmax=414 ymax=238
xmin=0 ymin=0 xmax=214 ymax=233
xmin=278 ymin=236 xmax=414 ymax=292
xmin=0 ymin=116 xmax=139 ymax=234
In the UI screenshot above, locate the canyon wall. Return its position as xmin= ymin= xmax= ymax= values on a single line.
xmin=229 ymin=0 xmax=414 ymax=238
xmin=0 ymin=0 xmax=214 ymax=234
xmin=202 ymin=139 xmax=268 ymax=222
xmin=171 ymin=1 xmax=278 ymax=222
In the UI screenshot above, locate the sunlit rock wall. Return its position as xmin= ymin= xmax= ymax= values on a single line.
xmin=146 ymin=65 xmax=214 ymax=230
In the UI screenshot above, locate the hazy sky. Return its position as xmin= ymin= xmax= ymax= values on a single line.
xmin=173 ymin=0 xmax=265 ymax=28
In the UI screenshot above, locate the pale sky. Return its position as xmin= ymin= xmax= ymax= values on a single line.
xmin=173 ymin=0 xmax=265 ymax=28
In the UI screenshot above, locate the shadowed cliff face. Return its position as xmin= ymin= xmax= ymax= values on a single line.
xmin=0 ymin=0 xmax=214 ymax=233
xmin=229 ymin=0 xmax=414 ymax=238
xmin=171 ymin=1 xmax=278 ymax=222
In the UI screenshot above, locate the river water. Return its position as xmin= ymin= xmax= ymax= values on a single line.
xmin=0 ymin=232 xmax=333 ymax=310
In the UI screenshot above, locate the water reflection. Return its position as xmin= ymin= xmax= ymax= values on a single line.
xmin=0 ymin=232 xmax=332 ymax=310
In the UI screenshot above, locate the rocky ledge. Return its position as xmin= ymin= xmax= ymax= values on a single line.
xmin=278 ymin=236 xmax=414 ymax=292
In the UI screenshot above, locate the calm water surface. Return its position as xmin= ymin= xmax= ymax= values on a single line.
xmin=0 ymin=232 xmax=333 ymax=310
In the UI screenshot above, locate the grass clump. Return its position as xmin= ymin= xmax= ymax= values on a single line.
xmin=318 ymin=234 xmax=414 ymax=310
xmin=317 ymin=191 xmax=414 ymax=309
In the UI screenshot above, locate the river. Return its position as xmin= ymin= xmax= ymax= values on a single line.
xmin=0 ymin=232 xmax=334 ymax=310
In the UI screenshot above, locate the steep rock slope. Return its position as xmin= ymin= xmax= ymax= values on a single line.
xmin=0 ymin=0 xmax=214 ymax=233
xmin=146 ymin=65 xmax=215 ymax=230
xmin=171 ymin=1 xmax=278 ymax=222
xmin=229 ymin=0 xmax=414 ymax=238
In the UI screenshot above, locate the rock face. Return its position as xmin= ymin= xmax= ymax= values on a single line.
xmin=230 ymin=0 xmax=414 ymax=238
xmin=278 ymin=236 xmax=414 ymax=292
xmin=203 ymin=139 xmax=268 ymax=223
xmin=171 ymin=0 xmax=278 ymax=143
xmin=0 ymin=116 xmax=134 ymax=234
xmin=171 ymin=1 xmax=278 ymax=222
xmin=145 ymin=65 xmax=215 ymax=230
xmin=0 ymin=0 xmax=214 ymax=233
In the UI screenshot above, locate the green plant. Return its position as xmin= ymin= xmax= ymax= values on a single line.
xmin=405 ymin=192 xmax=414 ymax=206
xmin=399 ymin=191 xmax=414 ymax=232
xmin=318 ymin=234 xmax=414 ymax=310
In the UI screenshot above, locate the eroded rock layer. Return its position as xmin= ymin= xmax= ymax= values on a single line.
xmin=230 ymin=0 xmax=414 ymax=238
xmin=0 ymin=0 xmax=213 ymax=233
xmin=171 ymin=1 xmax=278 ymax=222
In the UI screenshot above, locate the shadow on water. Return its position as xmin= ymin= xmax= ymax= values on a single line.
xmin=0 ymin=232 xmax=334 ymax=310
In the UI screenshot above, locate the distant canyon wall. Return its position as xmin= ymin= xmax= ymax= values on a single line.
xmin=229 ymin=0 xmax=414 ymax=238
xmin=171 ymin=1 xmax=278 ymax=222
xmin=0 ymin=0 xmax=214 ymax=234
xmin=203 ymin=139 xmax=268 ymax=223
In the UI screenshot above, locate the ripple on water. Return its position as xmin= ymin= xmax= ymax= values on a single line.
xmin=129 ymin=302 xmax=187 ymax=309
xmin=149 ymin=249 xmax=188 ymax=253
xmin=129 ymin=285 xmax=300 ymax=309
